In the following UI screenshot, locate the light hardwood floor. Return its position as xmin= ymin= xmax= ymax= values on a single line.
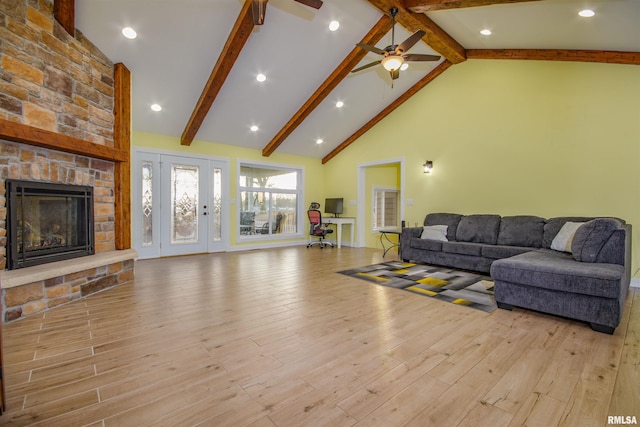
xmin=0 ymin=246 xmax=638 ymax=426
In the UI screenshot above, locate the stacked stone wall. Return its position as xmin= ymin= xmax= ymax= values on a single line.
xmin=0 ymin=0 xmax=115 ymax=146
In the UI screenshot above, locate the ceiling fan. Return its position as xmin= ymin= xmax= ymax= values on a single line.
xmin=252 ymin=0 xmax=323 ymax=25
xmin=352 ymin=7 xmax=440 ymax=81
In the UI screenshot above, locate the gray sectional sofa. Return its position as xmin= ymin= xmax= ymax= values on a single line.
xmin=400 ymin=213 xmax=632 ymax=334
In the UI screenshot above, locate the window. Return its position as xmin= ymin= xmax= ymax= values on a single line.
xmin=372 ymin=187 xmax=399 ymax=231
xmin=238 ymin=164 xmax=301 ymax=237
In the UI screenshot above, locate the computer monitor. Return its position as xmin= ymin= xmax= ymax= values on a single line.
xmin=324 ymin=198 xmax=343 ymax=217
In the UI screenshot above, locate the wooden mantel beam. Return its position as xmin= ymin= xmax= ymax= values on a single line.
xmin=0 ymin=119 xmax=128 ymax=163
xmin=322 ymin=60 xmax=453 ymax=164
xmin=403 ymin=0 xmax=543 ymax=13
xmin=54 ymin=0 xmax=75 ymax=36
xmin=261 ymin=15 xmax=391 ymax=157
xmin=181 ymin=0 xmax=255 ymax=146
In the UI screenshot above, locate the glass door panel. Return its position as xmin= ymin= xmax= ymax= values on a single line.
xmin=160 ymin=156 xmax=209 ymax=256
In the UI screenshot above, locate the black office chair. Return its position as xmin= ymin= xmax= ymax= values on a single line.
xmin=307 ymin=202 xmax=334 ymax=248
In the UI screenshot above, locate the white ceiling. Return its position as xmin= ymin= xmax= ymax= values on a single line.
xmin=75 ymin=0 xmax=640 ymax=159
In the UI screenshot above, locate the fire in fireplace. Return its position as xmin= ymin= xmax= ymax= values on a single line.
xmin=5 ymin=180 xmax=95 ymax=270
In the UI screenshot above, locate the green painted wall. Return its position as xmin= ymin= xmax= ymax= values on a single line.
xmin=323 ymin=59 xmax=640 ymax=275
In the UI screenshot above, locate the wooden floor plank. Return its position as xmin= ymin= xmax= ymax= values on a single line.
xmin=0 ymin=247 xmax=637 ymax=426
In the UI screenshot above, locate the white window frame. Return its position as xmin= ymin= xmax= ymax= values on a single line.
xmin=237 ymin=161 xmax=304 ymax=240
xmin=372 ymin=186 xmax=399 ymax=232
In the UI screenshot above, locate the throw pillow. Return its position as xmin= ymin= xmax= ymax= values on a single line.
xmin=571 ymin=218 xmax=622 ymax=262
xmin=421 ymin=225 xmax=448 ymax=241
xmin=550 ymin=221 xmax=583 ymax=253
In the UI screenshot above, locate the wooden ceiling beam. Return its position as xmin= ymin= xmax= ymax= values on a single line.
xmin=467 ymin=49 xmax=640 ymax=65
xmin=54 ymin=0 xmax=75 ymax=36
xmin=181 ymin=0 xmax=255 ymax=146
xmin=404 ymin=0 xmax=543 ymax=13
xmin=261 ymin=15 xmax=392 ymax=157
xmin=322 ymin=60 xmax=453 ymax=164
xmin=366 ymin=0 xmax=466 ymax=64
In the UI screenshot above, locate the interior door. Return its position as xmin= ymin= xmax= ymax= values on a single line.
xmin=160 ymin=156 xmax=210 ymax=257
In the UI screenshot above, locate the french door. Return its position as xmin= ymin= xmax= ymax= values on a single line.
xmin=134 ymin=151 xmax=228 ymax=258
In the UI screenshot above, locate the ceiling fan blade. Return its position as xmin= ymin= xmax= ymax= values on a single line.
xmin=351 ymin=61 xmax=381 ymax=73
xmin=293 ymin=0 xmax=323 ymax=9
xmin=390 ymin=69 xmax=400 ymax=80
xmin=356 ymin=43 xmax=386 ymax=56
xmin=395 ymin=30 xmax=426 ymax=54
xmin=252 ymin=0 xmax=267 ymax=25
xmin=403 ymin=53 xmax=441 ymax=62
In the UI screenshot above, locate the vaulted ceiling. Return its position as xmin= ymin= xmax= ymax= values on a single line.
xmin=75 ymin=0 xmax=640 ymax=163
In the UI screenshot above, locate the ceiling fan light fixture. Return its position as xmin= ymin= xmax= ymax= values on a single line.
xmin=381 ymin=55 xmax=404 ymax=72
xmin=400 ymin=63 xmax=409 ymax=71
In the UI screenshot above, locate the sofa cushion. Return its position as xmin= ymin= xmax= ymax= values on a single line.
xmin=572 ymin=218 xmax=623 ymax=263
xmin=425 ymin=213 xmax=462 ymax=241
xmin=550 ymin=221 xmax=583 ymax=253
xmin=482 ymin=245 xmax=533 ymax=260
xmin=497 ymin=215 xmax=545 ymax=248
xmin=442 ymin=241 xmax=484 ymax=256
xmin=420 ymin=225 xmax=448 ymax=241
xmin=456 ymin=214 xmax=501 ymax=244
xmin=410 ymin=237 xmax=443 ymax=251
xmin=490 ymin=249 xmax=624 ymax=299
xmin=543 ymin=217 xmax=595 ymax=249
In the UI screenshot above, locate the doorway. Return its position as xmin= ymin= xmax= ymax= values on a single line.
xmin=356 ymin=158 xmax=405 ymax=248
xmin=133 ymin=150 xmax=229 ymax=258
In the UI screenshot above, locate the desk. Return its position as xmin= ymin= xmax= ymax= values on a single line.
xmin=323 ymin=217 xmax=355 ymax=248
xmin=379 ymin=229 xmax=401 ymax=258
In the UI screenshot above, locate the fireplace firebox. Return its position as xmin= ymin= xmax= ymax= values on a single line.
xmin=5 ymin=180 xmax=95 ymax=270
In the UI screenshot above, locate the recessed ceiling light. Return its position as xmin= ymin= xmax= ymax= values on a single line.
xmin=256 ymin=73 xmax=266 ymax=82
xmin=122 ymin=27 xmax=137 ymax=39
xmin=480 ymin=29 xmax=492 ymax=36
xmin=336 ymin=101 xmax=344 ymax=108
xmin=316 ymin=139 xmax=324 ymax=145
xmin=578 ymin=9 xmax=595 ymax=17
xmin=250 ymin=125 xmax=259 ymax=132
xmin=329 ymin=20 xmax=340 ymax=31
xmin=400 ymin=63 xmax=409 ymax=71
xmin=150 ymin=104 xmax=162 ymax=112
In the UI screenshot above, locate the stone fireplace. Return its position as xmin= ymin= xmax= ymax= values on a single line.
xmin=0 ymin=0 xmax=135 ymax=322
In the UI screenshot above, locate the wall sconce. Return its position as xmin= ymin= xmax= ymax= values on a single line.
xmin=423 ymin=160 xmax=433 ymax=173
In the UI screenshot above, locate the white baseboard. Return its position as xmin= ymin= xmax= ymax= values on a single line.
xmin=631 ymin=278 xmax=640 ymax=288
